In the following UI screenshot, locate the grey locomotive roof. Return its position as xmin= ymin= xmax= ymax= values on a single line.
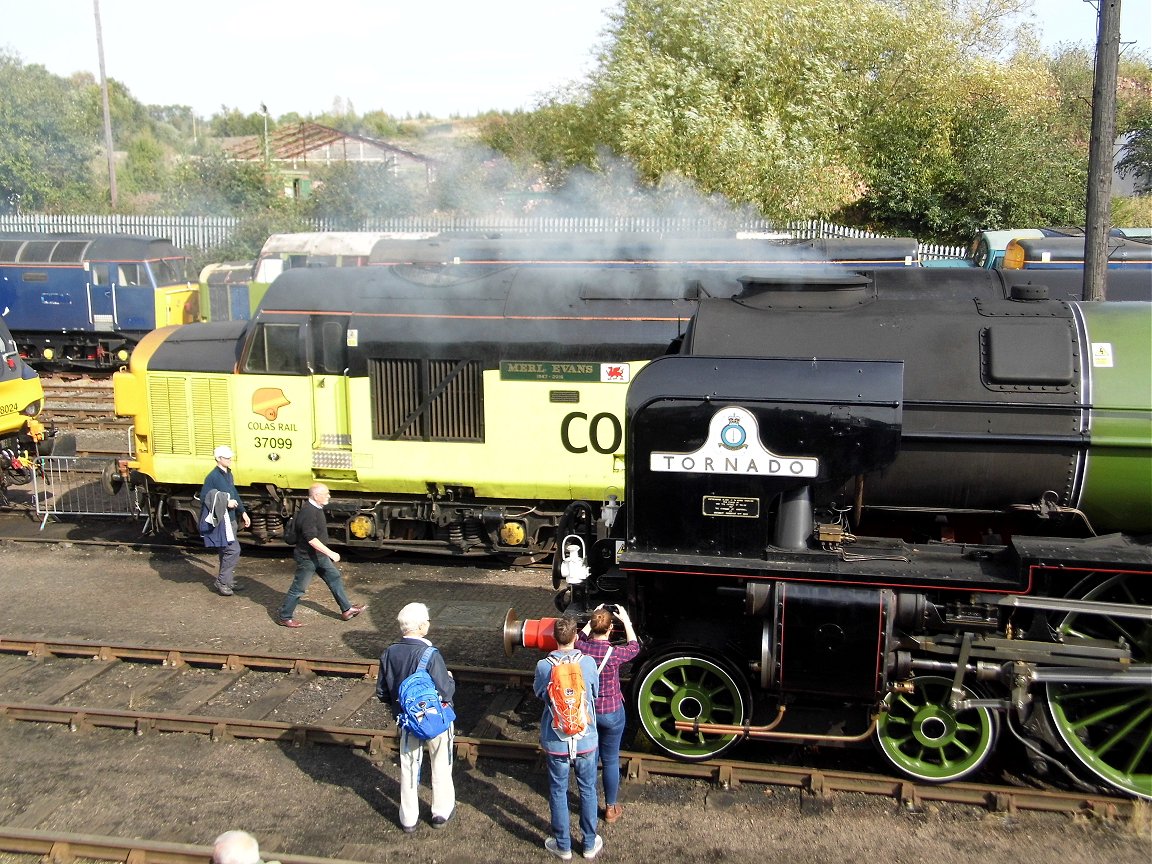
xmin=0 ymin=233 xmax=184 ymax=264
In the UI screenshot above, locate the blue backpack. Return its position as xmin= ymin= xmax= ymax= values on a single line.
xmin=397 ymin=646 xmax=456 ymax=740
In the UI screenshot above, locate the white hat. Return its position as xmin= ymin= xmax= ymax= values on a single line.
xmin=214 ymin=445 xmax=234 ymax=459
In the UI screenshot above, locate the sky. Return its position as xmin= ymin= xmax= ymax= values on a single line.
xmin=2 ymin=0 xmax=1150 ymax=121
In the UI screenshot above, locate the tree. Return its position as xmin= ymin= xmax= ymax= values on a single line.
xmin=165 ymin=150 xmax=282 ymax=215
xmin=208 ymin=107 xmax=270 ymax=138
xmin=1117 ymin=105 xmax=1152 ymax=194
xmin=305 ymin=162 xmax=418 ymax=227
xmin=0 ymin=50 xmax=99 ymax=211
xmin=476 ymin=0 xmax=1120 ymax=239
xmin=853 ymin=57 xmax=1089 ymax=240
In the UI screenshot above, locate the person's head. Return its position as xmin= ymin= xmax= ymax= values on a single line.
xmin=553 ymin=616 xmax=578 ymax=648
xmin=213 ymin=445 xmax=234 ymax=469
xmin=211 ymin=830 xmax=261 ymax=864
xmin=308 ymin=483 xmax=331 ymax=504
xmin=397 ymin=601 xmax=431 ymax=636
xmin=589 ymin=608 xmax=614 ymax=636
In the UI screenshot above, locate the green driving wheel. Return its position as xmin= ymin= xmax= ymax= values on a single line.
xmin=876 ymin=675 xmax=998 ymax=782
xmin=1045 ymin=573 xmax=1152 ymax=800
xmin=634 ymin=653 xmax=749 ymax=760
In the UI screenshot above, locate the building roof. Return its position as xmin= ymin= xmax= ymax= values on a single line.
xmin=222 ymin=122 xmax=436 ymax=166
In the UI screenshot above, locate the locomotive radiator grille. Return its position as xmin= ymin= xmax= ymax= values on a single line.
xmin=148 ymin=375 xmax=232 ymax=457
xmin=190 ymin=378 xmax=233 ymax=458
xmin=149 ymin=377 xmax=191 ymax=455
xmin=370 ymin=358 xmax=483 ymax=442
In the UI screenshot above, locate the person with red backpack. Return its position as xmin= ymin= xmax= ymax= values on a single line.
xmin=534 ymin=616 xmax=602 ymax=860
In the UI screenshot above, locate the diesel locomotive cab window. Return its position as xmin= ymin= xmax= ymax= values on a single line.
xmin=369 ymin=358 xmax=483 ymax=442
xmin=317 ymin=321 xmax=346 ymax=374
xmin=244 ymin=323 xmax=303 ymax=374
xmin=118 ymin=264 xmax=143 ymax=286
xmin=90 ymin=263 xmax=111 ymax=286
xmin=151 ymin=258 xmax=189 ymax=285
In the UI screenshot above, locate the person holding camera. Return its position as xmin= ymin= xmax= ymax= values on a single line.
xmin=578 ymin=603 xmax=640 ymax=824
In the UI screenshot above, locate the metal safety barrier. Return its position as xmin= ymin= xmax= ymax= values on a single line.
xmin=32 ymin=455 xmax=144 ymax=529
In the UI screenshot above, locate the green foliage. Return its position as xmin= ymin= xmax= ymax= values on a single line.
xmin=119 ymin=134 xmax=170 ymax=201
xmin=1117 ymin=103 xmax=1152 ymax=193
xmin=209 ymin=107 xmax=271 ymax=137
xmin=0 ymin=50 xmax=99 ymax=211
xmin=305 ymin=162 xmax=418 ymax=227
xmin=3 ymin=9 xmax=1149 ymax=240
xmin=479 ymin=92 xmax=610 ymax=184
xmin=853 ymin=59 xmax=1090 ymax=241
xmin=192 ymin=207 xmax=310 ymax=269
xmin=473 ymin=0 xmax=1152 ymax=240
xmin=166 ymin=151 xmax=282 ymax=215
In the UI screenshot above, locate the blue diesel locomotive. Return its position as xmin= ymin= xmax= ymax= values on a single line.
xmin=0 ymin=232 xmax=198 ymax=368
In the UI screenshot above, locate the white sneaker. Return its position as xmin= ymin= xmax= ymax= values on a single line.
xmin=545 ymin=838 xmax=573 ymax=860
xmin=583 ymin=835 xmax=604 ymax=860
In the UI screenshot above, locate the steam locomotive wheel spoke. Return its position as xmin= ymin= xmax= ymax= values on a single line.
xmin=1045 ymin=573 xmax=1152 ymax=800
xmin=634 ymin=654 xmax=747 ymax=761
xmin=875 ymin=675 xmax=997 ymax=782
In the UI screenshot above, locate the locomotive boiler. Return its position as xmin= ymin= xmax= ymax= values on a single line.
xmin=519 ymin=273 xmax=1151 ymax=799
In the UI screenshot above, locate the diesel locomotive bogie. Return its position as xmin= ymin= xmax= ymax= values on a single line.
xmin=155 ymin=482 xmax=579 ymax=558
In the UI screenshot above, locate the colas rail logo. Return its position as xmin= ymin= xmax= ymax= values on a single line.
xmin=252 ymin=388 xmax=291 ymax=421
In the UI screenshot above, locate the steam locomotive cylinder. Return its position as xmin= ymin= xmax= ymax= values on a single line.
xmin=746 ymin=581 xmax=897 ymax=699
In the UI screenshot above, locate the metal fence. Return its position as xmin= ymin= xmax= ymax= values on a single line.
xmin=0 ymin=213 xmax=238 ymax=251
xmin=32 ymin=456 xmax=144 ymax=530
xmin=0 ymin=213 xmax=966 ymax=259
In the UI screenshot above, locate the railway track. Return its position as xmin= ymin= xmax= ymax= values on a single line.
xmin=0 ymin=636 xmax=1137 ymax=821
xmin=0 ymin=827 xmax=361 ymax=864
xmin=39 ymin=373 xmax=124 ymax=429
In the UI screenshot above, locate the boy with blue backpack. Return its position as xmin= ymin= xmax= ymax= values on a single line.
xmin=377 ymin=602 xmax=456 ymax=833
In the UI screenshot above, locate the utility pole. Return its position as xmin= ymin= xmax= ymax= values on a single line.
xmin=1084 ymin=0 xmax=1122 ymax=301
xmin=93 ymin=0 xmax=118 ymax=210
xmin=261 ymin=103 xmax=270 ymax=166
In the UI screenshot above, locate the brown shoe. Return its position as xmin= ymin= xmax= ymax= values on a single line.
xmin=341 ymin=604 xmax=367 ymax=621
xmin=605 ymin=804 xmax=622 ymax=823
xmin=277 ymin=618 xmax=304 ymax=628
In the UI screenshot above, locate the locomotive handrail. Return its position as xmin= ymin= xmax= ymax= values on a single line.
xmin=995 ymin=595 xmax=1152 ymax=619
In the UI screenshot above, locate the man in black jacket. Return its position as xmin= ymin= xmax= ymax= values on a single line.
xmin=377 ymin=601 xmax=456 ymax=833
xmin=276 ymin=483 xmax=365 ymax=627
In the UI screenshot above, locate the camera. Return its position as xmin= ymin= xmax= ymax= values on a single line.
xmin=603 ymin=604 xmax=619 ymax=614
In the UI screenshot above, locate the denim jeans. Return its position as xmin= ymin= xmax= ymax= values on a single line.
xmin=278 ymin=549 xmax=352 ymax=620
xmin=545 ymin=750 xmax=598 ymax=854
xmin=596 ymin=706 xmax=627 ymax=806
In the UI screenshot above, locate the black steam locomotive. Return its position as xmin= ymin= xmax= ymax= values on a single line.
xmin=513 ymin=273 xmax=1151 ymax=799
